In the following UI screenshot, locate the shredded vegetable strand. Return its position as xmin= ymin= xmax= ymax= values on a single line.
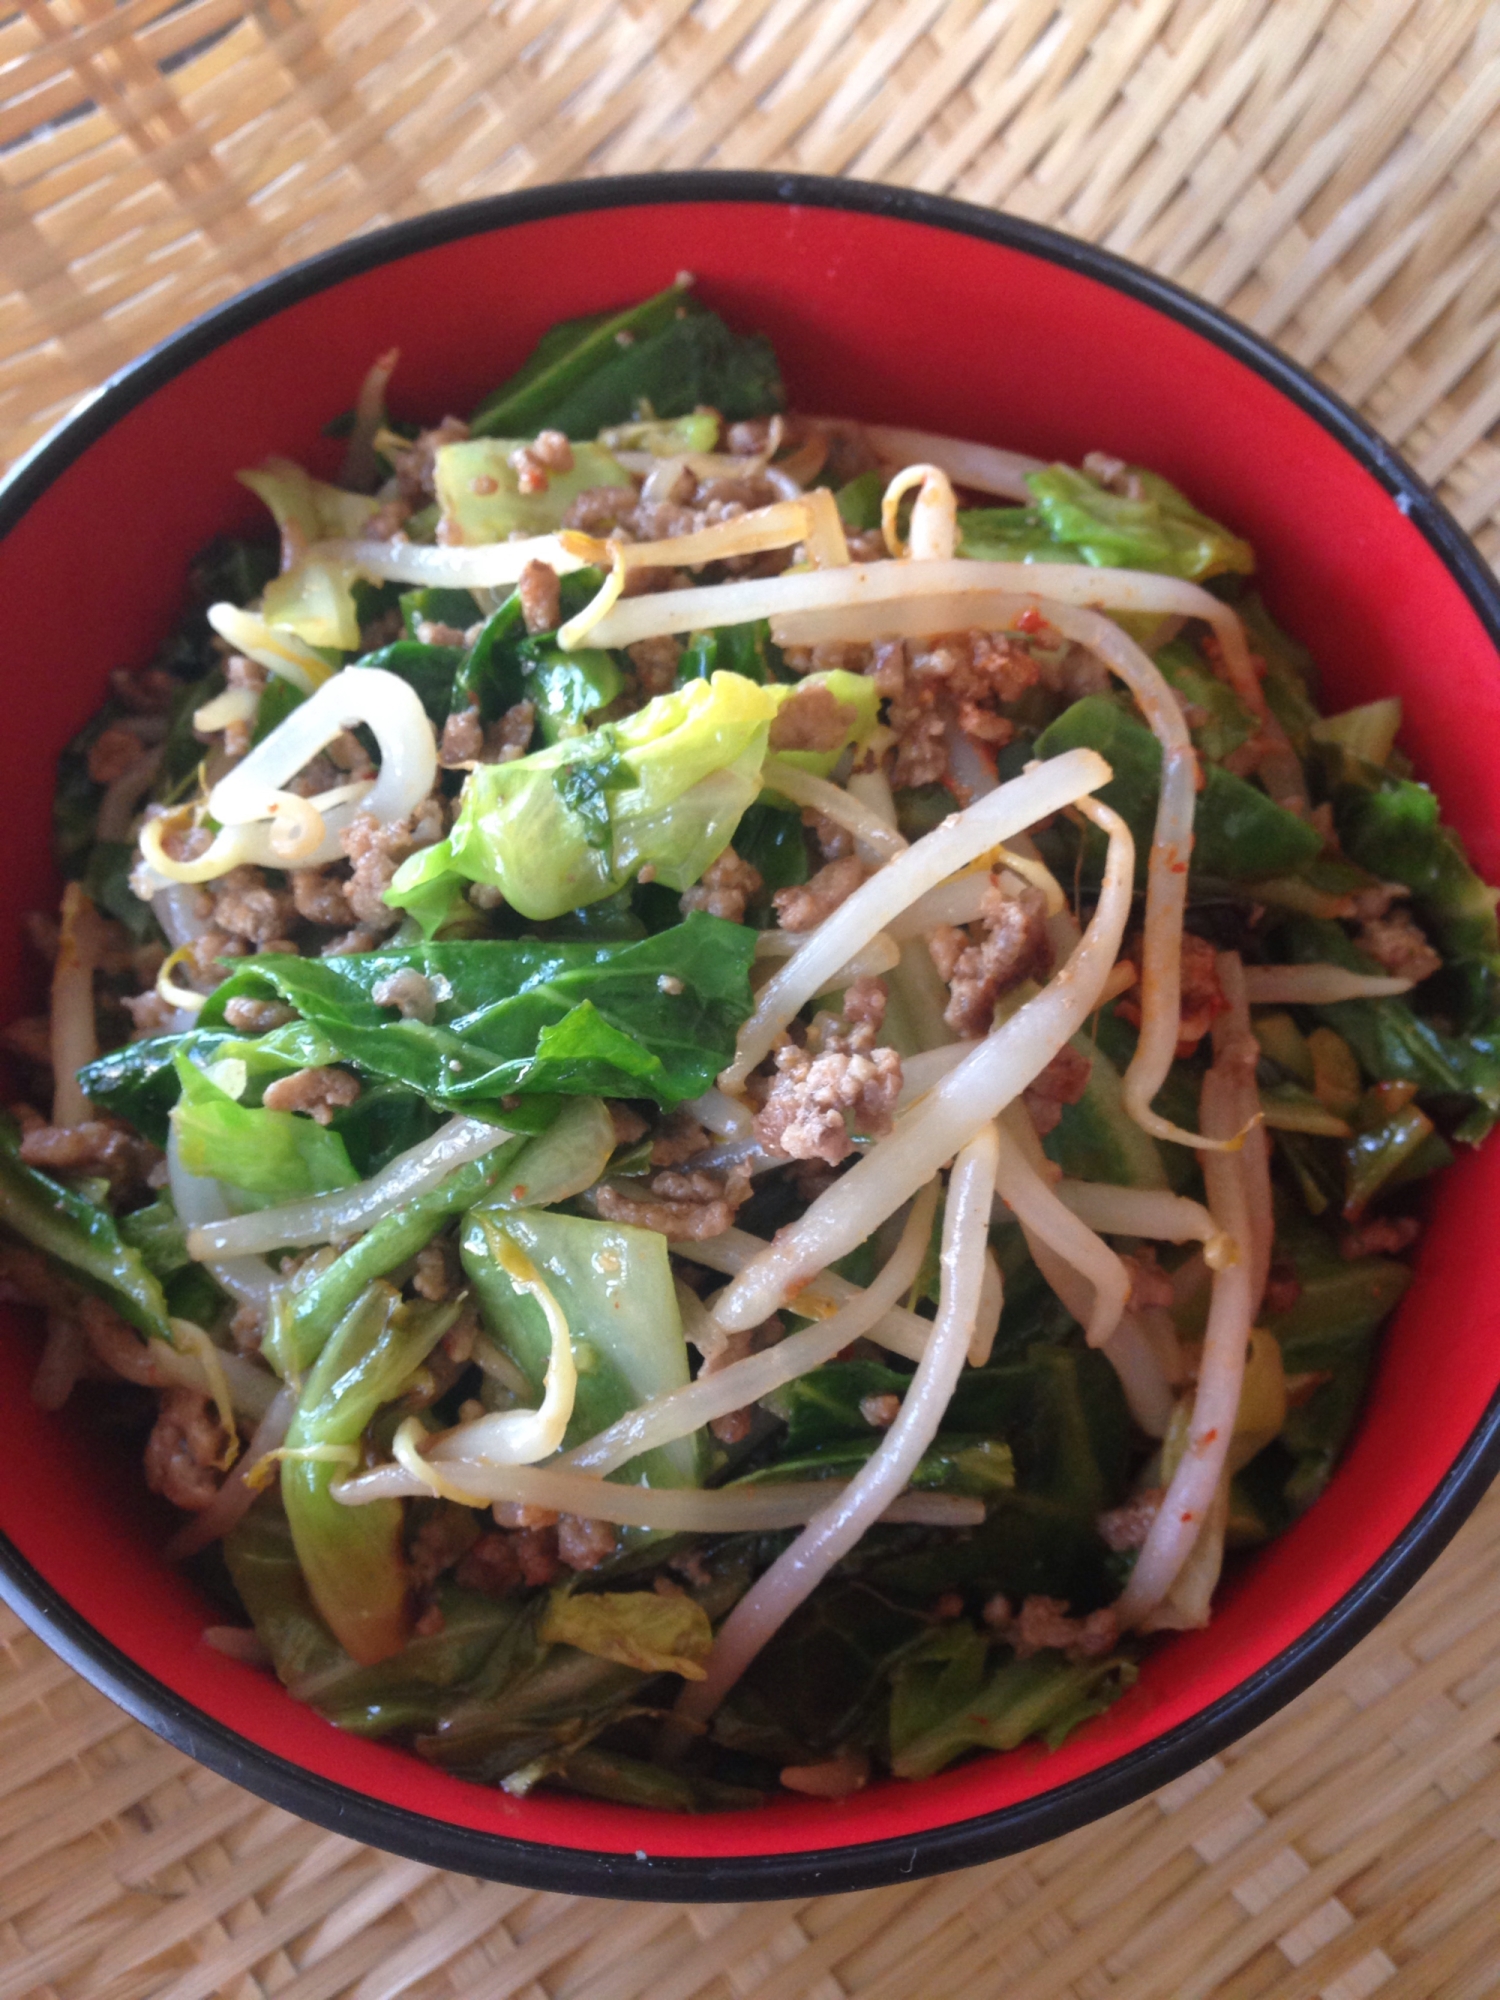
xmin=881 ymin=464 xmax=957 ymax=561
xmin=721 ymin=748 xmax=1111 ymax=1092
xmin=313 ymin=532 xmax=587 ymax=589
xmin=334 ymin=1458 xmax=982 ymax=1530
xmin=849 ymin=422 xmax=1043 ymax=500
xmin=186 ymin=1115 xmax=514 ymax=1258
xmin=554 ymin=1183 xmax=938 ymax=1479
xmin=1241 ymin=964 xmax=1416 ymax=1004
xmin=759 ymin=757 xmax=908 ymax=861
xmin=677 ymin=1123 xmax=999 ymax=1726
xmin=430 ymin=1222 xmax=576 ymax=1465
xmin=992 ymin=1113 xmax=1130 ymax=1347
xmin=1114 ymin=979 xmax=1261 ymax=1627
xmin=166 ymin=1385 xmax=295 ymax=1560
xmin=674 ymin=1230 xmax=938 ymax=1364
xmin=713 ymin=795 xmax=1134 ymax=1334
xmin=1055 ymin=1181 xmax=1236 ymax=1268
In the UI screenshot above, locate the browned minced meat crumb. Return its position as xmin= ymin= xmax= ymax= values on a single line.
xmin=1022 ymin=1043 xmax=1093 ymax=1137
xmin=409 ymin=1240 xmax=455 ymax=1302
xmin=860 ymin=1392 xmax=901 ymax=1428
xmin=209 ymin=866 xmax=296 ymax=947
xmin=440 ymin=707 xmax=484 ymax=766
xmin=680 ymin=846 xmax=763 ymax=924
xmin=1115 ymin=931 xmax=1228 ymax=1058
xmin=413 ymin=617 xmax=473 ymax=647
xmin=144 ymin=1388 xmax=228 ymax=1512
xmin=518 ymin=558 xmax=561 ymax=634
xmin=560 ymin=485 xmax=639 ymax=536
xmin=650 ymin=1109 xmax=711 ymax=1167
xmin=229 ymin=1302 xmax=265 ymax=1353
xmin=1340 ymin=1215 xmax=1421 ymax=1260
xmin=984 ymin=1593 xmax=1119 ymax=1660
xmin=1355 ymin=909 xmax=1443 ymax=985
xmin=409 ymin=1504 xmax=482 ymax=1590
xmin=88 ymin=725 xmax=150 ymax=785
xmin=607 ymin=1101 xmax=650 ymax=1148
xmin=457 ymin=1525 xmax=561 ymax=1596
xmin=1096 ymin=1489 xmax=1164 ymax=1554
xmin=709 ymin=1407 xmax=754 ymax=1446
xmin=390 ymin=415 xmax=469 ymax=504
xmin=183 ymin=928 xmax=245 ymax=992
xmin=444 ymin=699 xmax=537 ymax=768
xmin=341 ymin=799 xmax=446 ymax=931
xmin=767 ymin=683 xmax=857 ymax=755
xmin=1121 ymin=1248 xmax=1174 ymax=1312
xmin=927 ymin=878 xmax=1051 ymax=1038
xmin=288 ymin=867 xmax=352 ymax=931
xmin=773 ymin=853 xmax=864 ymax=933
xmin=593 ymin=1163 xmax=752 ymax=1240
xmin=372 ymin=968 xmax=439 ymax=1023
xmin=754 ymin=977 xmax=902 ymax=1166
xmin=803 ymin=808 xmax=853 ymax=861
xmin=262 ymin=1066 xmax=362 ymax=1125
xmin=110 ymin=664 xmax=178 ymax=714
xmin=626 ymin=636 xmax=681 ymax=697
xmin=509 ymin=432 xmax=574 ymax=496
xmin=18 ymin=1117 xmax=161 ymax=1199
xmin=877 ymin=629 xmax=1041 ymax=789
xmin=557 ymin=1514 xmax=618 ymax=1570
xmin=221 ymin=996 xmax=297 ymax=1033
xmin=122 ymin=991 xmax=179 ymax=1039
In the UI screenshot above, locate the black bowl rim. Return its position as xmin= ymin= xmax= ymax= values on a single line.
xmin=3 ymin=168 xmax=1500 ymax=1904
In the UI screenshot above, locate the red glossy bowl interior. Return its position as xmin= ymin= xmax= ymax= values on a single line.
xmin=3 ymin=186 xmax=1500 ymax=1877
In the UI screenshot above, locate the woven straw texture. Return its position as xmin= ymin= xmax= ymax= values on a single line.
xmin=7 ymin=0 xmax=1500 ymax=1994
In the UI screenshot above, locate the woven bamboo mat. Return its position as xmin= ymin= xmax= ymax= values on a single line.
xmin=7 ymin=0 xmax=1500 ymax=1993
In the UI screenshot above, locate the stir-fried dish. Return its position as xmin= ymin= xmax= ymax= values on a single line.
xmin=4 ymin=277 xmax=1496 ymax=1811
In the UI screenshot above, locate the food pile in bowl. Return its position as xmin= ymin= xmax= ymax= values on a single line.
xmin=3 ymin=274 xmax=1495 ymax=1816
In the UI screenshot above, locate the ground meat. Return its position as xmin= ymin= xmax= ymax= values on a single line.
xmin=561 ymin=485 xmax=640 ymax=536
xmin=680 ymin=846 xmax=763 ymax=923
xmin=607 ymin=1102 xmax=650 ymax=1149
xmin=626 ymin=636 xmax=682 ymax=696
xmin=408 ymin=1504 xmax=482 ymax=1589
xmin=390 ymin=415 xmax=469 ymax=505
xmin=121 ymin=991 xmax=180 ymax=1039
xmin=144 ymin=1389 xmax=227 ymax=1512
xmin=456 ymin=1525 xmax=560 ymax=1596
xmin=110 ymin=665 xmax=179 ymax=714
xmin=341 ymin=800 xmax=445 ymax=931
xmin=754 ymin=1041 xmax=902 ymax=1165
xmin=490 ymin=700 xmax=537 ymax=763
xmin=410 ymin=1241 xmax=455 ymax=1301
xmin=649 ymin=1109 xmax=711 ymax=1167
xmin=518 ymin=558 xmax=561 ymax=634
xmin=228 ymin=1303 xmax=264 ymax=1353
xmin=1096 ymin=1489 xmax=1164 ymax=1553
xmin=1115 ymin=931 xmax=1229 ymax=1058
xmin=18 ymin=1118 xmax=160 ymax=1199
xmin=221 ymin=996 xmax=297 ymax=1033
xmin=878 ymin=629 xmax=1040 ymax=788
xmin=1340 ymin=1215 xmax=1421 ymax=1260
xmin=985 ymin=1592 xmax=1119 ymax=1660
xmin=1355 ymin=909 xmax=1443 ymax=985
xmin=285 ymin=867 xmax=349 ymax=931
xmin=593 ymin=1164 xmax=752 ymax=1240
xmin=753 ymin=980 xmax=902 ymax=1166
xmin=262 ymin=1066 xmax=362 ymax=1125
xmin=1121 ymin=1249 xmax=1174 ymax=1312
xmin=557 ymin=1515 xmax=617 ymax=1570
xmin=509 ymin=433 xmax=574 ymax=496
xmin=1021 ymin=1042 xmax=1094 ymax=1137
xmin=439 ymin=707 xmax=482 ymax=766
xmin=88 ymin=725 xmax=150 ymax=786
xmin=860 ymin=1392 xmax=901 ymax=1428
xmin=372 ymin=968 xmax=440 ymax=1023
xmin=768 ymin=683 xmax=857 ymax=754
xmin=928 ymin=877 xmax=1051 ymax=1037
xmin=773 ymin=853 xmax=864 ymax=932
xmin=803 ymin=807 xmax=853 ymax=861
xmin=207 ymin=866 xmax=295 ymax=947
xmin=180 ymin=928 xmax=244 ymax=991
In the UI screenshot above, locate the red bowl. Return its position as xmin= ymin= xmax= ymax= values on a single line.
xmin=3 ymin=174 xmax=1499 ymax=1899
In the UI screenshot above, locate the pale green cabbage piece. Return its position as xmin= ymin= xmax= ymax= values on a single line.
xmin=435 ymin=438 xmax=630 ymax=543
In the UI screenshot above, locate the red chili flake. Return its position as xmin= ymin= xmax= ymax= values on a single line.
xmin=1180 ymin=1510 xmax=1196 ymax=1524
xmin=1015 ymin=605 xmax=1044 ymax=634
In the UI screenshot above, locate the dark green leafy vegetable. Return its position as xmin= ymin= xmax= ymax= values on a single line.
xmin=889 ymin=1635 xmax=1135 ymax=1779
xmin=676 ymin=619 xmax=786 ymax=687
xmin=835 ymin=469 xmax=883 ymax=531
xmin=470 ymin=284 xmax=783 ymax=439
xmin=116 ymin=1191 xmax=190 ymax=1278
xmin=355 ymin=639 xmax=466 ymax=728
xmin=1037 ymin=696 xmax=1323 ymax=882
xmin=518 ymin=641 xmax=624 ymax=744
xmin=1153 ymin=639 xmax=1258 ymax=764
xmin=201 ymin=915 xmax=758 ymax=1111
xmin=0 ymin=1111 xmax=171 ymax=1340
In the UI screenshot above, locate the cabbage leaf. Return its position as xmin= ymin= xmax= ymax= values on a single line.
xmin=538 ymin=1590 xmax=714 ymax=1679
xmin=170 ymin=1051 xmax=358 ymax=1203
